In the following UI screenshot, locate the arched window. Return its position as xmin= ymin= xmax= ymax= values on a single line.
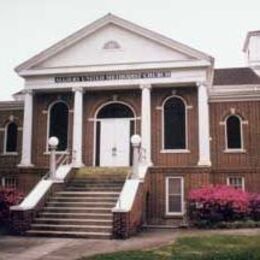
xmin=5 ymin=122 xmax=18 ymax=153
xmin=226 ymin=115 xmax=242 ymax=149
xmin=48 ymin=101 xmax=69 ymax=151
xmin=163 ymin=96 xmax=186 ymax=150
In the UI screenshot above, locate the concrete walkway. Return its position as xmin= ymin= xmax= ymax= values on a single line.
xmin=0 ymin=228 xmax=259 ymax=260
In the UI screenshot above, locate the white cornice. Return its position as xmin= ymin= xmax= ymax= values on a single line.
xmin=15 ymin=13 xmax=213 ymax=75
xmin=209 ymin=84 xmax=260 ymax=102
xmin=19 ymin=60 xmax=211 ymax=77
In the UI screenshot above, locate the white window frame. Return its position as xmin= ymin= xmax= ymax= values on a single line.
xmin=224 ymin=114 xmax=245 ymax=153
xmin=46 ymin=100 xmax=70 ymax=154
xmin=166 ymin=176 xmax=184 ymax=216
xmin=227 ymin=176 xmax=245 ymax=191
xmin=161 ymin=95 xmax=189 ymax=153
xmin=3 ymin=121 xmax=18 ymax=155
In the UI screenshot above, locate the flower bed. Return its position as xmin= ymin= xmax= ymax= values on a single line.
xmin=188 ymin=185 xmax=260 ymax=228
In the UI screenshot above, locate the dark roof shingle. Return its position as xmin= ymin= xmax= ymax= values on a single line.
xmin=213 ymin=67 xmax=260 ymax=85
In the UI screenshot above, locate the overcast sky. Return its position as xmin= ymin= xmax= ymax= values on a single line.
xmin=1 ymin=0 xmax=260 ymax=101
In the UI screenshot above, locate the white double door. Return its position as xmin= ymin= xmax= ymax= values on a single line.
xmin=99 ymin=118 xmax=131 ymax=167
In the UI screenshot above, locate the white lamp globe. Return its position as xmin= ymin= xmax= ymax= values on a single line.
xmin=48 ymin=136 xmax=59 ymax=148
xmin=131 ymin=134 xmax=141 ymax=146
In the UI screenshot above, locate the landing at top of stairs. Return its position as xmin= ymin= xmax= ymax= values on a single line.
xmin=75 ymin=167 xmax=130 ymax=177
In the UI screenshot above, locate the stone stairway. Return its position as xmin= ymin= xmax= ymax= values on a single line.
xmin=26 ymin=167 xmax=128 ymax=239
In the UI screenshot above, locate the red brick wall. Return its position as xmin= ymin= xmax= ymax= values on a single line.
xmin=210 ymin=100 xmax=260 ymax=170
xmin=151 ymin=87 xmax=199 ymax=166
xmin=147 ymin=167 xmax=210 ymax=225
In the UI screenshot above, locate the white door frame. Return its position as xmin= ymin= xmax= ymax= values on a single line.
xmin=92 ymin=101 xmax=137 ymax=166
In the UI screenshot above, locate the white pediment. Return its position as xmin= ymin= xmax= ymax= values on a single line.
xmin=36 ymin=24 xmax=193 ymax=69
xmin=16 ymin=14 xmax=213 ymax=75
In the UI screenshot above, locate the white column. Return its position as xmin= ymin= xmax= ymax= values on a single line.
xmin=19 ymin=90 xmax=33 ymax=167
xmin=72 ymin=87 xmax=84 ymax=167
xmin=197 ymin=82 xmax=211 ymax=166
xmin=140 ymin=84 xmax=152 ymax=165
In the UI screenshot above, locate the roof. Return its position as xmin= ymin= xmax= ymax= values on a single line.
xmin=15 ymin=13 xmax=213 ymax=74
xmin=0 ymin=101 xmax=24 ymax=111
xmin=213 ymin=67 xmax=260 ymax=85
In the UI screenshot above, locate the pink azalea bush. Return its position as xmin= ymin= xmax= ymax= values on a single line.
xmin=188 ymin=185 xmax=250 ymax=227
xmin=248 ymin=193 xmax=260 ymax=221
xmin=0 ymin=188 xmax=24 ymax=228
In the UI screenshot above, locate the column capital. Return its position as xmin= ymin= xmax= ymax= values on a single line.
xmin=140 ymin=84 xmax=152 ymax=90
xmin=196 ymin=81 xmax=208 ymax=88
xmin=23 ymin=89 xmax=33 ymax=95
xmin=72 ymin=87 xmax=84 ymax=93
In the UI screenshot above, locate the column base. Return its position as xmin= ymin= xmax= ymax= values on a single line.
xmin=17 ymin=163 xmax=34 ymax=168
xmin=72 ymin=162 xmax=85 ymax=168
xmin=197 ymin=160 xmax=211 ymax=167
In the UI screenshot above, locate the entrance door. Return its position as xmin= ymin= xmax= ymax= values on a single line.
xmin=100 ymin=119 xmax=130 ymax=167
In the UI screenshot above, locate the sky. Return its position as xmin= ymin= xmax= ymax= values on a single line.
xmin=1 ymin=0 xmax=260 ymax=101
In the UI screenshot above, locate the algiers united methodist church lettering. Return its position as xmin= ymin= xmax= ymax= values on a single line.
xmin=54 ymin=71 xmax=171 ymax=83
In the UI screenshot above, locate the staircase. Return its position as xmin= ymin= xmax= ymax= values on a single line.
xmin=26 ymin=167 xmax=128 ymax=239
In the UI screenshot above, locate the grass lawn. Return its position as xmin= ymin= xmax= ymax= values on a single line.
xmin=82 ymin=235 xmax=260 ymax=260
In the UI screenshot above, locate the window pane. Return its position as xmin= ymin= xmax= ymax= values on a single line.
xmin=227 ymin=116 xmax=241 ymax=149
xmin=228 ymin=177 xmax=243 ymax=190
xmin=49 ymin=102 xmax=69 ymax=151
xmin=6 ymin=122 xmax=18 ymax=152
xmin=164 ymin=97 xmax=186 ymax=149
xmin=169 ymin=195 xmax=182 ymax=213
xmin=168 ymin=178 xmax=181 ymax=194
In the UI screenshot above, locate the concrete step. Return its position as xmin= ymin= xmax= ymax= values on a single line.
xmin=69 ymin=180 xmax=125 ymax=184
xmin=56 ymin=191 xmax=120 ymax=197
xmin=39 ymin=212 xmax=112 ymax=220
xmin=30 ymin=224 xmax=112 ymax=233
xmin=34 ymin=218 xmax=113 ymax=225
xmin=47 ymin=201 xmax=116 ymax=208
xmin=26 ymin=230 xmax=111 ymax=239
xmin=51 ymin=196 xmax=118 ymax=203
xmin=65 ymin=187 xmax=122 ymax=192
xmin=66 ymin=183 xmax=123 ymax=189
xmin=43 ymin=206 xmax=112 ymax=213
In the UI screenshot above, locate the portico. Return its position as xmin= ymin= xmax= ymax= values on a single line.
xmin=16 ymin=13 xmax=213 ymax=169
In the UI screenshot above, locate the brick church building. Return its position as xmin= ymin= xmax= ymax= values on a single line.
xmin=0 ymin=14 xmax=259 ymax=238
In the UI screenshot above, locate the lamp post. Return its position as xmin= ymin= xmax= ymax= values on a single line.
xmin=131 ymin=134 xmax=141 ymax=179
xmin=48 ymin=136 xmax=59 ymax=180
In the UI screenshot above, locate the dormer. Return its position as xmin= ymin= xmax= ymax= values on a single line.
xmin=243 ymin=31 xmax=260 ymax=75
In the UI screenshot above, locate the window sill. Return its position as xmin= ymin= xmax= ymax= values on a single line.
xmin=160 ymin=149 xmax=190 ymax=154
xmin=43 ymin=151 xmax=69 ymax=155
xmin=1 ymin=152 xmax=18 ymax=156
xmin=165 ymin=212 xmax=184 ymax=217
xmin=224 ymin=149 xmax=246 ymax=154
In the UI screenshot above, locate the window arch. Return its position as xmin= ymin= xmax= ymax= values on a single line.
xmin=48 ymin=101 xmax=69 ymax=151
xmin=4 ymin=121 xmax=18 ymax=153
xmin=163 ymin=96 xmax=187 ymax=150
xmin=225 ymin=115 xmax=243 ymax=150
xmin=96 ymin=102 xmax=134 ymax=119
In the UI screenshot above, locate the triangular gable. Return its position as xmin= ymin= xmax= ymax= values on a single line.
xmin=15 ymin=13 xmax=213 ymax=74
